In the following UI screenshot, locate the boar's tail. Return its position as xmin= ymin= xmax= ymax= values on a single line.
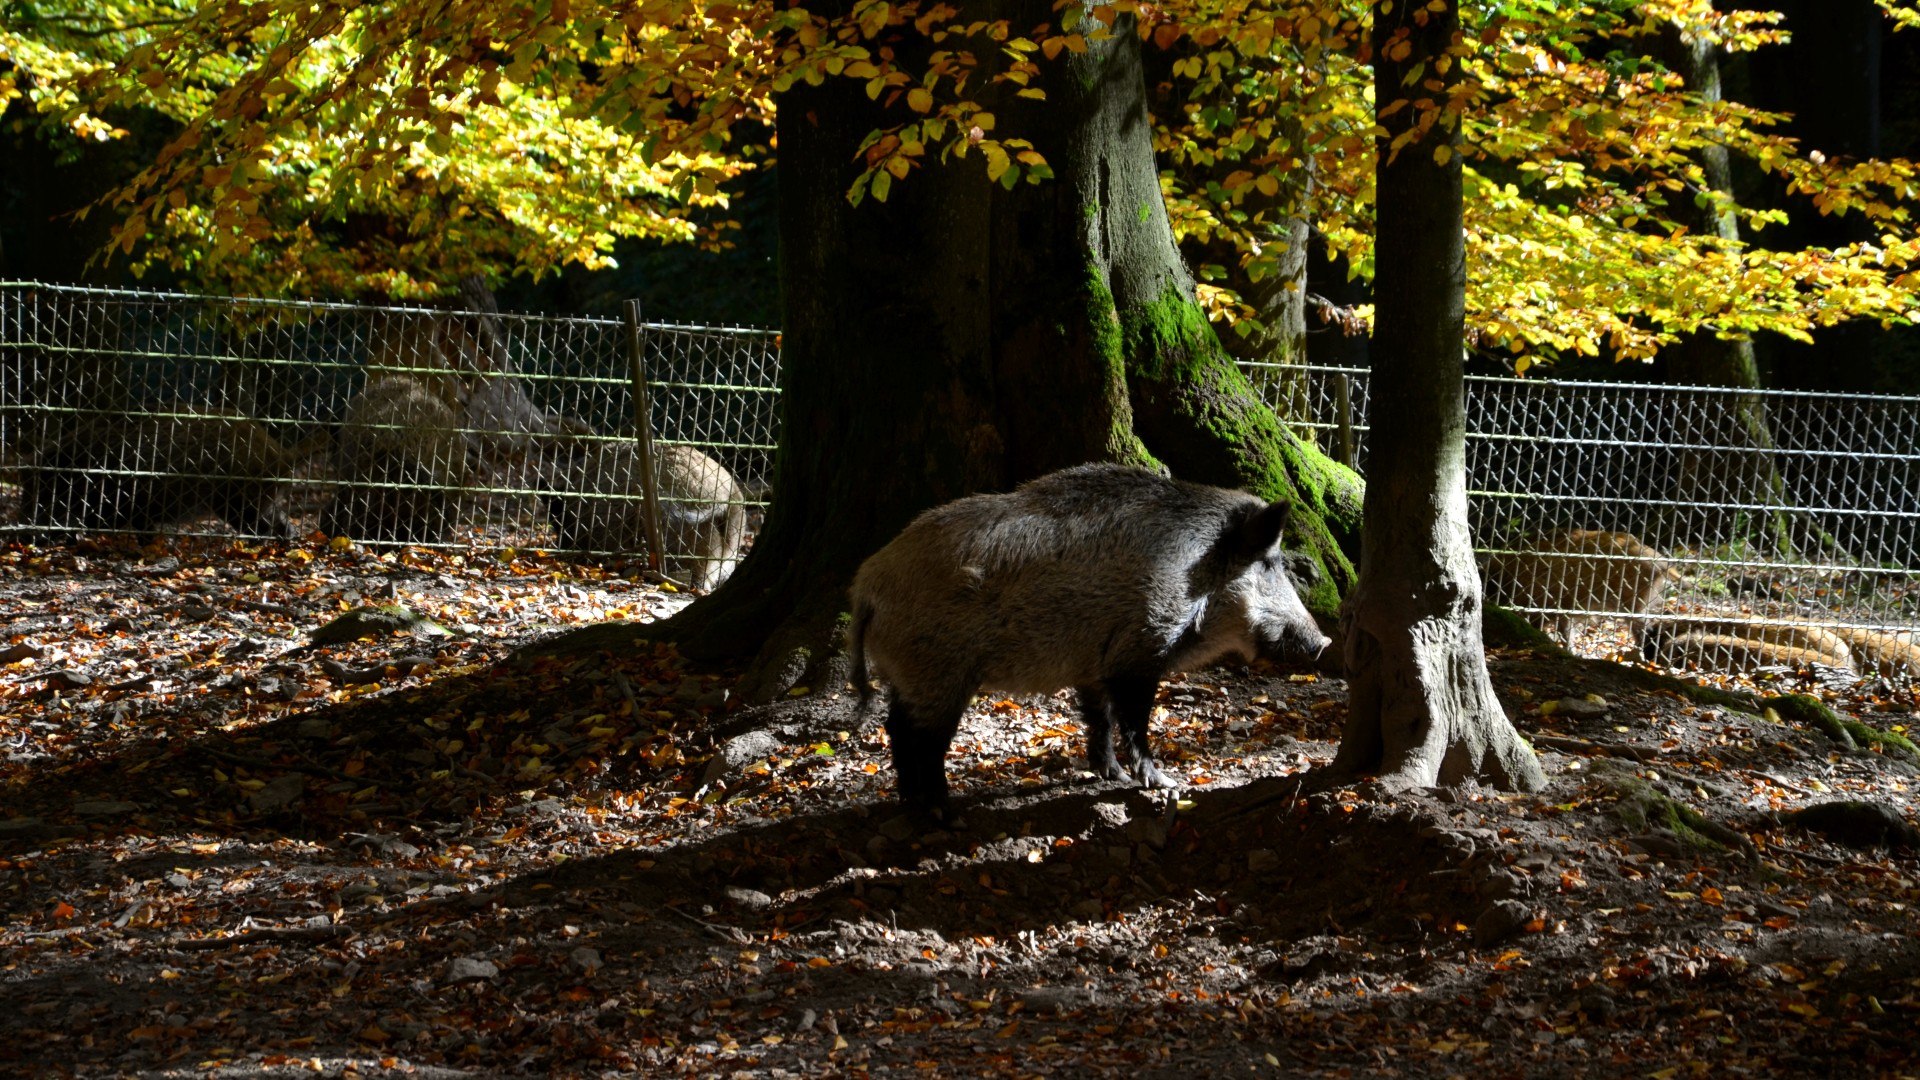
xmin=847 ymin=598 xmax=875 ymax=707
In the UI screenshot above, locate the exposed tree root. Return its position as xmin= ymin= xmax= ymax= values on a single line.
xmin=1773 ymin=800 xmax=1920 ymax=850
xmin=1594 ymin=762 xmax=1758 ymax=861
xmin=1764 ymin=694 xmax=1920 ymax=762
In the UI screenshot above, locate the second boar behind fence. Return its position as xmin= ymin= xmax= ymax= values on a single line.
xmin=0 ymin=283 xmax=777 ymax=586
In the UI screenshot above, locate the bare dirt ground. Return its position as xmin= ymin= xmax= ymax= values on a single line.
xmin=2 ymin=537 xmax=1919 ymax=1078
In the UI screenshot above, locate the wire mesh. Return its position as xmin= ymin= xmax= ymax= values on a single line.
xmin=0 ymin=283 xmax=780 ymax=589
xmin=1244 ymin=359 xmax=1920 ymax=682
xmin=4 ymin=281 xmax=1911 ymax=678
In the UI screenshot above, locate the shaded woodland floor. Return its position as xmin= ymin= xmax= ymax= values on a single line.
xmin=2 ymin=538 xmax=1918 ymax=1077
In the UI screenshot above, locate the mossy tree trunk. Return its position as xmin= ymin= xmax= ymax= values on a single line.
xmin=1333 ymin=0 xmax=1544 ymax=792
xmin=632 ymin=0 xmax=1361 ymax=700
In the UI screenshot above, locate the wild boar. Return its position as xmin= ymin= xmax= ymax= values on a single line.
xmin=323 ymin=376 xmax=470 ymax=544
xmin=847 ymin=463 xmax=1331 ymax=825
xmin=20 ymin=409 xmax=296 ymax=539
xmin=1483 ymin=529 xmax=1679 ymax=642
xmin=1639 ymin=618 xmax=1854 ymax=670
xmin=538 ymin=429 xmax=748 ymax=591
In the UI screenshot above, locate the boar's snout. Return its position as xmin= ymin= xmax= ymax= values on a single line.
xmin=1257 ymin=621 xmax=1333 ymax=665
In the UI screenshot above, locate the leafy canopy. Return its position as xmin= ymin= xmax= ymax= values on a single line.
xmin=5 ymin=0 xmax=1920 ymax=357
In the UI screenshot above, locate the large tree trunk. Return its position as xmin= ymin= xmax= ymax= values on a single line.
xmin=1334 ymin=0 xmax=1544 ymax=792
xmin=570 ymin=0 xmax=1361 ymax=699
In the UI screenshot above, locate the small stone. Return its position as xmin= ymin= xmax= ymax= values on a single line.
xmin=698 ymin=730 xmax=783 ymax=786
xmin=221 ymin=638 xmax=268 ymax=661
xmin=1125 ymin=815 xmax=1170 ymax=850
xmin=0 ymin=817 xmax=60 ymax=841
xmin=1017 ymin=987 xmax=1103 ymax=1015
xmin=1552 ymin=696 xmax=1610 ymax=720
xmin=1578 ymin=987 xmax=1618 ymax=1021
xmin=1088 ymin=800 xmax=1130 ymax=830
xmin=445 ymin=956 xmax=499 ymax=983
xmin=1473 ymin=899 xmax=1535 ymax=948
xmin=249 ymin=774 xmax=308 ymax=814
xmin=725 ymin=886 xmax=774 ymax=911
xmin=1479 ymin=870 xmax=1530 ymax=901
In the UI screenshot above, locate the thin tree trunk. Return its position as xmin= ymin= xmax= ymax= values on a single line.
xmin=541 ymin=0 xmax=1363 ymax=696
xmin=1335 ymin=0 xmax=1544 ymax=792
xmin=1649 ymin=30 xmax=1797 ymax=556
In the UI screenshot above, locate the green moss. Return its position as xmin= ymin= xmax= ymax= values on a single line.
xmin=1120 ymin=283 xmax=1219 ymax=383
xmin=1084 ymin=268 xmax=1159 ymax=470
xmin=1598 ymin=764 xmax=1756 ymax=859
xmin=1483 ymin=604 xmax=1560 ymax=651
xmin=1115 ymin=282 xmax=1361 ymax=619
xmin=1765 ymin=694 xmax=1919 ymax=761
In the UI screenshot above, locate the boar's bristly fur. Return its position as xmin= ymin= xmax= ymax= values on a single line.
xmin=323 ymin=376 xmax=470 ymax=544
xmin=538 ymin=431 xmax=748 ymax=591
xmin=21 ymin=409 xmax=296 ymax=539
xmin=848 ymin=463 xmax=1331 ymax=827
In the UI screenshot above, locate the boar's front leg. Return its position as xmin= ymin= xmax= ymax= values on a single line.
xmin=1076 ymin=685 xmax=1126 ymax=782
xmin=885 ymin=697 xmax=965 ymax=826
xmin=1106 ymin=675 xmax=1177 ymax=789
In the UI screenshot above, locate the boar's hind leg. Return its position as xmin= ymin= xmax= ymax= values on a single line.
xmin=1107 ymin=676 xmax=1177 ymax=789
xmin=885 ymin=698 xmax=964 ymax=825
xmin=1076 ymin=685 xmax=1127 ymax=782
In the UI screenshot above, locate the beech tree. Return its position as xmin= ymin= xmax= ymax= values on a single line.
xmin=1333 ymin=0 xmax=1541 ymax=791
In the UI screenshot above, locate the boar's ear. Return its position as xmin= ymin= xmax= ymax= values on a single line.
xmin=1231 ymin=500 xmax=1290 ymax=560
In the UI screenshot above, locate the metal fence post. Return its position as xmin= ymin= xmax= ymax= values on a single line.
xmin=1334 ymin=372 xmax=1355 ymax=470
xmin=623 ymin=300 xmax=667 ymax=576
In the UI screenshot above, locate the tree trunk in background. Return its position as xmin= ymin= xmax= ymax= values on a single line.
xmin=1652 ymin=29 xmax=1794 ymax=556
xmin=1143 ymin=39 xmax=1313 ymax=427
xmin=541 ymin=0 xmax=1362 ymax=699
xmin=1304 ymin=231 xmax=1371 ymax=373
xmin=1334 ymin=0 xmax=1543 ymax=792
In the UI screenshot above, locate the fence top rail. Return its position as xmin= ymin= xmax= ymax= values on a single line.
xmin=1240 ymin=359 xmax=1920 ymax=408
xmin=0 ymin=280 xmax=780 ymax=339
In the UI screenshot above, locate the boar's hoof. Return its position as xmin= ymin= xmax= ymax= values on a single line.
xmin=1132 ymin=760 xmax=1179 ymax=790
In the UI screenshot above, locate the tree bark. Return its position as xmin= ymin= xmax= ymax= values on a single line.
xmin=548 ymin=0 xmax=1362 ymax=698
xmin=1334 ymin=0 xmax=1543 ymax=792
xmin=1651 ymin=30 xmax=1806 ymax=557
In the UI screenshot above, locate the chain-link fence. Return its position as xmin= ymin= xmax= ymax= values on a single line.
xmin=5 ymin=282 xmax=1912 ymax=679
xmin=1244 ymin=361 xmax=1920 ymax=682
xmin=0 ymin=283 xmax=779 ymax=588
